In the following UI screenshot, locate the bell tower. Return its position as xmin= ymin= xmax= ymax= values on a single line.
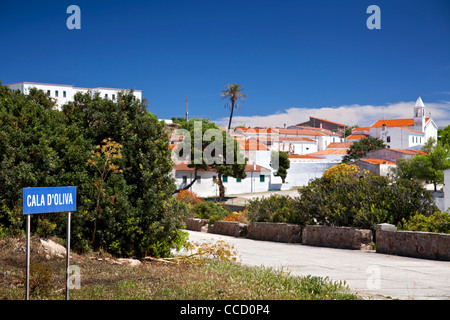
xmin=413 ymin=97 xmax=425 ymax=133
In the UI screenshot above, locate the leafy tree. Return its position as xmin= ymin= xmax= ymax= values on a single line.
xmin=342 ymin=125 xmax=359 ymax=139
xmin=438 ymin=124 xmax=450 ymax=147
xmin=175 ymin=118 xmax=248 ymax=199
xmin=394 ymin=138 xmax=450 ymax=191
xmin=271 ymin=151 xmax=290 ymax=183
xmin=342 ymin=136 xmax=386 ymax=163
xmin=0 ymin=85 xmax=187 ymax=258
xmin=220 ymin=83 xmax=247 ymax=130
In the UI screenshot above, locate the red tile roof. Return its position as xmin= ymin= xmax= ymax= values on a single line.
xmin=390 ymin=149 xmax=427 ymax=155
xmin=327 ymin=142 xmax=353 ymax=148
xmin=371 ymin=118 xmax=430 ymax=128
xmin=288 ymin=154 xmax=325 ymax=159
xmin=308 ymin=149 xmax=348 ymax=155
xmin=360 ymin=158 xmax=396 ymax=165
xmin=236 ymin=128 xmax=278 ymax=134
xmin=277 ymin=128 xmax=327 ymax=136
xmin=237 ymin=139 xmax=269 ymax=151
xmin=309 ymin=116 xmax=348 ymax=128
xmin=346 ymin=134 xmax=369 ymax=140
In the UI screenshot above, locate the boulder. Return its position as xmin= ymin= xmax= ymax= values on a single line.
xmin=40 ymin=239 xmax=66 ymax=258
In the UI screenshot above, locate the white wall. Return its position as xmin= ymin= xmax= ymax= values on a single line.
xmin=444 ymin=169 xmax=450 ymax=213
xmin=283 ymin=160 xmax=337 ymax=188
xmin=6 ymin=82 xmax=142 ymax=110
xmin=243 ymin=150 xmax=271 ymax=169
xmin=173 ymin=169 xmax=271 ymax=197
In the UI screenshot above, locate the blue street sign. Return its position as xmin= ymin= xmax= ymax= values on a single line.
xmin=23 ymin=186 xmax=77 ymax=214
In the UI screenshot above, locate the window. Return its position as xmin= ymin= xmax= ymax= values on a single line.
xmin=47 ymin=90 xmax=51 ymax=96
xmin=105 ymin=94 xmax=108 ymax=98
xmin=182 ymin=176 xmax=187 ymax=184
xmin=223 ymin=175 xmax=228 ymax=183
xmin=112 ymin=94 xmax=115 ymax=100
xmin=63 ymin=91 xmax=66 ymax=98
xmin=197 ymin=177 xmax=201 ymax=184
xmin=236 ymin=178 xmax=241 ymax=183
xmin=55 ymin=90 xmax=59 ymax=97
xmin=260 ymin=175 xmax=265 ymax=182
xmin=387 ymin=136 xmax=391 ymax=143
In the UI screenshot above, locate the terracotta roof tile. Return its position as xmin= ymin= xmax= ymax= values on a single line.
xmin=288 ymin=154 xmax=325 ymax=159
xmin=360 ymin=158 xmax=396 ymax=165
xmin=308 ymin=149 xmax=348 ymax=155
xmin=327 ymin=142 xmax=353 ymax=148
xmin=346 ymin=134 xmax=369 ymax=140
xmin=371 ymin=118 xmax=430 ymax=128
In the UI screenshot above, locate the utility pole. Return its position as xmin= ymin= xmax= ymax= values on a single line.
xmin=185 ymin=97 xmax=188 ymax=122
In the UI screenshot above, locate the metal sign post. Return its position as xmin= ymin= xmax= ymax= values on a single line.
xmin=23 ymin=186 xmax=77 ymax=300
xmin=66 ymin=211 xmax=71 ymax=300
xmin=25 ymin=214 xmax=31 ymax=300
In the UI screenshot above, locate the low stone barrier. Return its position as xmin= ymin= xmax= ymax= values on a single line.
xmin=302 ymin=225 xmax=373 ymax=250
xmin=209 ymin=220 xmax=247 ymax=237
xmin=375 ymin=223 xmax=450 ymax=261
xmin=247 ymin=222 xmax=301 ymax=243
xmin=183 ymin=218 xmax=209 ymax=232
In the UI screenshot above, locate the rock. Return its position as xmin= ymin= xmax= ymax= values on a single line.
xmin=116 ymin=258 xmax=141 ymax=267
xmin=40 ymin=239 xmax=66 ymax=258
xmin=375 ymin=223 xmax=397 ymax=232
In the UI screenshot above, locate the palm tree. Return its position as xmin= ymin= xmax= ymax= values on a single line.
xmin=220 ymin=83 xmax=247 ymax=130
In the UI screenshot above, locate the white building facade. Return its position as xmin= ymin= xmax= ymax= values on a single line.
xmin=6 ymin=81 xmax=142 ymax=109
xmin=348 ymin=97 xmax=438 ymax=150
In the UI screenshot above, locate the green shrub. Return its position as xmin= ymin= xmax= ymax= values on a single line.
xmin=400 ymin=211 xmax=450 ymax=234
xmin=295 ymin=164 xmax=437 ymax=232
xmin=192 ymin=201 xmax=230 ymax=224
xmin=246 ymin=194 xmax=307 ymax=225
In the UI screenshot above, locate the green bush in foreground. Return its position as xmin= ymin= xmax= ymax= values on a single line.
xmin=400 ymin=211 xmax=450 ymax=234
xmin=0 ymin=84 xmax=186 ymax=258
xmin=246 ymin=164 xmax=438 ymax=232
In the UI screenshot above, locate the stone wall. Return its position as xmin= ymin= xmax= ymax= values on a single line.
xmin=183 ymin=218 xmax=209 ymax=232
xmin=247 ymin=222 xmax=301 ymax=243
xmin=302 ymin=225 xmax=373 ymax=250
xmin=375 ymin=223 xmax=450 ymax=261
xmin=209 ymin=221 xmax=247 ymax=238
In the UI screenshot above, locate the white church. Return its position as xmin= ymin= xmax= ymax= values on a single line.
xmin=347 ymin=97 xmax=438 ymax=149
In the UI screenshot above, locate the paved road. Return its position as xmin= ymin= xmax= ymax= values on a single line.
xmin=184 ymin=230 xmax=450 ymax=300
xmin=223 ymin=189 xmax=300 ymax=208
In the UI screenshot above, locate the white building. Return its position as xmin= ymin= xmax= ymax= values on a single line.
xmin=6 ymin=81 xmax=142 ymax=109
xmin=347 ymin=97 xmax=438 ymax=149
xmin=280 ymin=154 xmax=337 ymax=188
xmin=444 ymin=168 xmax=450 ymax=213
xmin=172 ymin=163 xmax=272 ymax=197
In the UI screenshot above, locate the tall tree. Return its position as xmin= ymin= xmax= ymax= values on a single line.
xmin=220 ymin=83 xmax=247 ymax=130
xmin=438 ymin=124 xmax=450 ymax=147
xmin=271 ymin=151 xmax=290 ymax=183
xmin=394 ymin=138 xmax=450 ymax=191
xmin=342 ymin=137 xmax=386 ymax=163
xmin=175 ymin=118 xmax=248 ymax=199
xmin=0 ymin=84 xmax=187 ymax=258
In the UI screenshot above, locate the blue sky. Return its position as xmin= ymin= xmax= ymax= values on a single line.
xmin=1 ymin=0 xmax=449 ymax=127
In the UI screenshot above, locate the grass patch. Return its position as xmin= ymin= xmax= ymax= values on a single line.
xmin=0 ymin=235 xmax=360 ymax=300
